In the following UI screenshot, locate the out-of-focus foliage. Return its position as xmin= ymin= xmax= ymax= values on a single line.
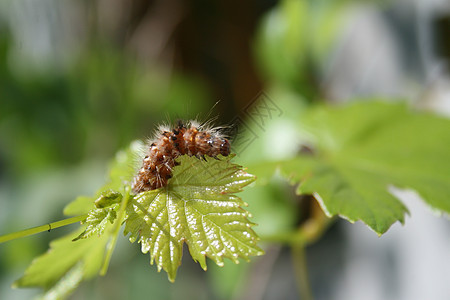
xmin=0 ymin=42 xmax=210 ymax=175
xmin=254 ymin=0 xmax=357 ymax=98
xmin=243 ymin=101 xmax=450 ymax=235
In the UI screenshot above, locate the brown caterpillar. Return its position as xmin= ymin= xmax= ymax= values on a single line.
xmin=131 ymin=120 xmax=231 ymax=194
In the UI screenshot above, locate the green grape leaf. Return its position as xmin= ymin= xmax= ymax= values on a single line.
xmin=247 ymin=101 xmax=450 ymax=235
xmin=16 ymin=139 xmax=261 ymax=295
xmin=124 ymin=155 xmax=263 ymax=282
xmin=15 ymin=143 xmax=139 ymax=294
xmin=72 ymin=204 xmax=119 ymax=241
xmin=40 ymin=262 xmax=84 ymax=300
xmin=14 ymin=226 xmax=112 ymax=290
xmin=70 ymin=190 xmax=122 ymax=242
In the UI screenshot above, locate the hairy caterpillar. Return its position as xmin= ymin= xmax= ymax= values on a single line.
xmin=132 ymin=120 xmax=231 ymax=194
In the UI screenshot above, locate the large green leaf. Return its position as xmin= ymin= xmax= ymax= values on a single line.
xmin=124 ymin=155 xmax=263 ymax=282
xmin=14 ymin=226 xmax=111 ymax=291
xmin=14 ymin=142 xmax=140 ymax=294
xmin=14 ymin=189 xmax=128 ymax=295
xmin=248 ymin=101 xmax=450 ymax=235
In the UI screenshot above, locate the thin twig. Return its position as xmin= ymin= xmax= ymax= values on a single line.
xmin=292 ymin=245 xmax=314 ymax=300
xmin=0 ymin=215 xmax=88 ymax=244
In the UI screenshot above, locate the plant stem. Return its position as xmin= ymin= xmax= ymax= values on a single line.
xmin=0 ymin=215 xmax=88 ymax=244
xmin=100 ymin=192 xmax=131 ymax=275
xmin=260 ymin=215 xmax=333 ymax=246
xmin=292 ymin=245 xmax=314 ymax=300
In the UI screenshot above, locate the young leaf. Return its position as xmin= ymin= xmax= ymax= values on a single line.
xmin=94 ymin=190 xmax=122 ymax=208
xmin=72 ymin=190 xmax=122 ymax=241
xmin=124 ymin=155 xmax=263 ymax=282
xmin=72 ymin=204 xmax=118 ymax=241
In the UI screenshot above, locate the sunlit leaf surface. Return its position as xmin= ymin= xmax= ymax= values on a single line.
xmin=124 ymin=155 xmax=263 ymax=282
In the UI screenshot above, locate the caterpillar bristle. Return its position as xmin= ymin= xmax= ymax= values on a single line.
xmin=132 ymin=120 xmax=231 ymax=194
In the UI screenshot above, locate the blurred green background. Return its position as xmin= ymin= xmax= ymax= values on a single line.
xmin=1 ymin=0 xmax=449 ymax=299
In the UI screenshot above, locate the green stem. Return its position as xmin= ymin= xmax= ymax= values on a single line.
xmin=260 ymin=216 xmax=334 ymax=246
xmin=100 ymin=192 xmax=131 ymax=275
xmin=0 ymin=215 xmax=88 ymax=244
xmin=260 ymin=232 xmax=307 ymax=245
xmin=292 ymin=245 xmax=314 ymax=300
xmin=261 ymin=202 xmax=333 ymax=299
